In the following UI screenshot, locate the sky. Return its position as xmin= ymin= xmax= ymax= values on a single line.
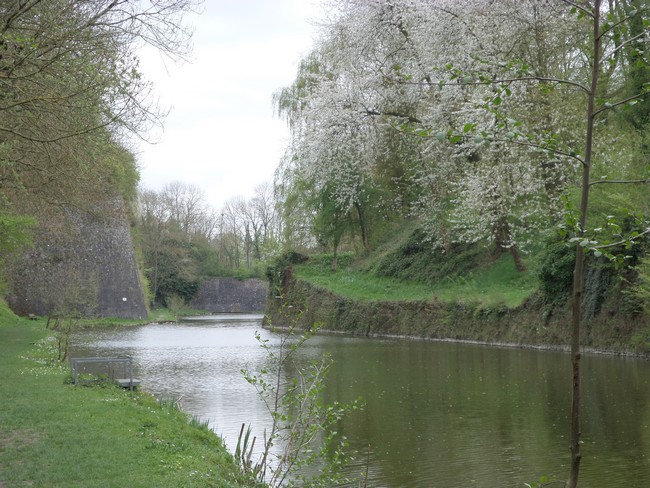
xmin=136 ymin=0 xmax=322 ymax=211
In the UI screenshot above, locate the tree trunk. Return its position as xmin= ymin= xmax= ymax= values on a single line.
xmin=493 ymin=217 xmax=525 ymax=272
xmin=509 ymin=245 xmax=525 ymax=273
xmin=354 ymin=201 xmax=371 ymax=253
xmin=438 ymin=210 xmax=452 ymax=254
xmin=567 ymin=3 xmax=600 ymax=487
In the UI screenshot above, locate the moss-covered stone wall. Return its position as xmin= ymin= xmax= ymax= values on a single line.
xmin=266 ymin=269 xmax=650 ymax=355
xmin=190 ymin=278 xmax=268 ymax=313
xmin=6 ymin=200 xmax=147 ymax=320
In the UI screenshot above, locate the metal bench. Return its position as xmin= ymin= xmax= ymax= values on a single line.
xmin=70 ymin=357 xmax=141 ymax=390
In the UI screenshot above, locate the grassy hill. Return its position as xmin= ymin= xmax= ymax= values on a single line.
xmin=268 ymin=223 xmax=650 ymax=353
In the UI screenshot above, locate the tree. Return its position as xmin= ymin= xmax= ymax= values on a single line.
xmin=138 ymin=183 xmax=215 ymax=306
xmin=237 ymin=307 xmax=361 ymax=487
xmin=0 ymin=0 xmax=198 ymax=283
xmin=276 ymin=1 xmax=650 ymax=486
xmin=1 ymin=0 xmax=196 ymax=202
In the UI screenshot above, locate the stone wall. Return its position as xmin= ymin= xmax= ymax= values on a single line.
xmin=267 ymin=271 xmax=650 ymax=355
xmin=6 ymin=201 xmax=147 ymax=320
xmin=190 ymin=278 xmax=268 ymax=313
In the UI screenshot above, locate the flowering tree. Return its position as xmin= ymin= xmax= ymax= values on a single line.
xmin=276 ymin=0 xmax=584 ymax=268
xmin=276 ymin=1 xmax=650 ymax=487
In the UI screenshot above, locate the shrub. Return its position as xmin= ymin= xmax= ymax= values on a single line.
xmin=538 ymin=237 xmax=575 ymax=305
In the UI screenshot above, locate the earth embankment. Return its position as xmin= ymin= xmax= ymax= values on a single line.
xmin=267 ymin=272 xmax=649 ymax=355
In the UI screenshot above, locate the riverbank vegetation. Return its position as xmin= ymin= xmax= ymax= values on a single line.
xmin=263 ymin=1 xmax=649 ymax=339
xmin=294 ymin=248 xmax=538 ymax=308
xmin=1 ymin=2 xmax=649 ymax=486
xmin=132 ymin=1 xmax=649 ymax=323
xmin=266 ymin=4 xmax=648 ymax=485
xmin=0 ymin=303 xmax=249 ymax=488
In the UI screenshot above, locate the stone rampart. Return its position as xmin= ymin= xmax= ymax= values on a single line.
xmin=190 ymin=278 xmax=268 ymax=313
xmin=6 ymin=200 xmax=147 ymax=320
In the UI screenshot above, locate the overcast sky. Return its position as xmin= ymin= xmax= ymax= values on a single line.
xmin=136 ymin=0 xmax=321 ymax=211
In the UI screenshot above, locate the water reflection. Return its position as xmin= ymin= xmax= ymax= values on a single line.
xmin=70 ymin=315 xmax=650 ymax=487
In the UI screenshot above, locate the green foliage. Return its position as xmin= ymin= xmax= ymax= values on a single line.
xmin=266 ymin=251 xmax=309 ymax=295
xmin=106 ymin=144 xmax=140 ymax=204
xmin=0 ymin=210 xmax=36 ymax=294
xmin=299 ymin=253 xmax=356 ymax=273
xmin=621 ymin=257 xmax=650 ymax=316
xmin=295 ymin=250 xmax=535 ymax=308
xmin=0 ymin=298 xmax=20 ymax=327
xmin=0 ymin=211 xmax=35 ymax=255
xmin=524 ymin=474 xmax=558 ymax=488
xmin=372 ymin=228 xmax=486 ymax=285
xmin=432 ymin=253 xmax=536 ymax=306
xmin=311 ymin=182 xmax=354 ymax=254
xmin=538 ymin=236 xmax=576 ymax=305
xmin=238 ymin=312 xmax=362 ymax=487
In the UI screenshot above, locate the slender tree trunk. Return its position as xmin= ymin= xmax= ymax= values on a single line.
xmin=493 ymin=217 xmax=525 ymax=272
xmin=438 ymin=209 xmax=452 ymax=254
xmin=354 ymin=201 xmax=371 ymax=252
xmin=567 ymin=3 xmax=600 ymax=487
xmin=509 ymin=245 xmax=525 ymax=273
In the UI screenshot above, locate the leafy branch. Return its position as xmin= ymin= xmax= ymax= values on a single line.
xmin=237 ymin=301 xmax=362 ymax=487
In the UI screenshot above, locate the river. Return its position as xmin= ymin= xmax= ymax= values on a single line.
xmin=69 ymin=314 xmax=650 ymax=487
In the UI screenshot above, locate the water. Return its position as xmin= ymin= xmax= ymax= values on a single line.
xmin=70 ymin=314 xmax=650 ymax=487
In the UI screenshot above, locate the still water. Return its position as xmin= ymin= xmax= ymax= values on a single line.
xmin=70 ymin=314 xmax=650 ymax=487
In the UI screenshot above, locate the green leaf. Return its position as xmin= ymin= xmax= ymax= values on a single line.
xmin=493 ymin=96 xmax=502 ymax=106
xmin=463 ymin=123 xmax=475 ymax=133
xmin=449 ymin=135 xmax=463 ymax=143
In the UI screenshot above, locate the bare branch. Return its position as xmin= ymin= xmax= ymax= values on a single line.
xmin=401 ymin=76 xmax=590 ymax=94
xmin=593 ymin=92 xmax=649 ymax=117
xmin=607 ymin=29 xmax=650 ymax=58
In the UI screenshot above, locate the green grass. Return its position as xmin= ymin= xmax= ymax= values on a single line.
xmin=430 ymin=253 xmax=538 ymax=306
xmin=59 ymin=307 xmax=212 ymax=331
xmin=0 ymin=304 xmax=250 ymax=488
xmin=295 ymin=252 xmax=537 ymax=307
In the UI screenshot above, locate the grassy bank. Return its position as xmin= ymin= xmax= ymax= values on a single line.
xmin=0 ymin=307 xmax=248 ymax=488
xmin=295 ymin=252 xmax=537 ymax=308
xmin=269 ymin=245 xmax=650 ymax=353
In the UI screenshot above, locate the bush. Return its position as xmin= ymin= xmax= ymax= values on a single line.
xmin=374 ymin=228 xmax=484 ymax=284
xmin=538 ymin=237 xmax=575 ymax=305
